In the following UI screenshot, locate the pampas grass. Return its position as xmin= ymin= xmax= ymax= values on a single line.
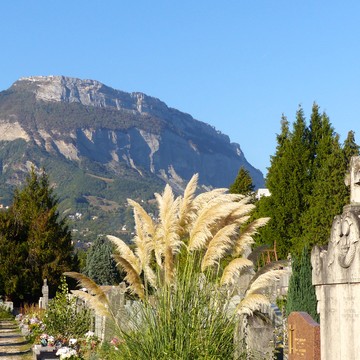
xmin=220 ymin=258 xmax=254 ymax=286
xmin=201 ymin=223 xmax=238 ymax=271
xmin=114 ymin=253 xmax=237 ymax=360
xmin=107 ymin=235 xmax=141 ymax=273
xmin=66 ymin=174 xmax=286 ymax=359
xmin=112 ymin=255 xmax=145 ymax=300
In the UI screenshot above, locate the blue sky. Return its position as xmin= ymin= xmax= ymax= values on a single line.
xmin=1 ymin=1 xmax=359 ymax=176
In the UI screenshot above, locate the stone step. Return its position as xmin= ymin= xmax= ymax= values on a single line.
xmin=0 ymin=328 xmax=20 ymax=334
xmin=0 ymin=319 xmax=32 ymax=358
xmin=0 ymin=337 xmax=28 ymax=346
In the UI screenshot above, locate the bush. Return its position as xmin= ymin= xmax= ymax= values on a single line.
xmin=43 ymin=276 xmax=91 ymax=339
xmin=0 ymin=304 xmax=13 ymax=319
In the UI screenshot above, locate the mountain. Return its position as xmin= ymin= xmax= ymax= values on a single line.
xmin=0 ymin=76 xmax=264 ymax=243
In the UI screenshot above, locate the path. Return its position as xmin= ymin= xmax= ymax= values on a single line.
xmin=0 ymin=319 xmax=32 ymax=359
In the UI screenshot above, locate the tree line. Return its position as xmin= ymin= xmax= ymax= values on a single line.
xmin=229 ymin=103 xmax=359 ymax=319
xmin=253 ymin=103 xmax=359 ymax=258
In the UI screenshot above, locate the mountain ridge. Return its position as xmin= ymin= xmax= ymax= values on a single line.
xmin=0 ymin=76 xmax=264 ymax=243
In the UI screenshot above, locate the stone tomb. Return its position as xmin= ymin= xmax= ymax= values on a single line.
xmin=288 ymin=312 xmax=320 ymax=360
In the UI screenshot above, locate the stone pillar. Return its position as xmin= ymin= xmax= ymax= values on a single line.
xmin=311 ymin=156 xmax=360 ymax=360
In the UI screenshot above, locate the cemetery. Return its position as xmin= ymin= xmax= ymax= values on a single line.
xmin=1 ymin=158 xmax=360 ymax=359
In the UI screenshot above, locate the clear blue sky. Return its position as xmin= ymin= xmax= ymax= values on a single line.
xmin=1 ymin=1 xmax=359 ymax=176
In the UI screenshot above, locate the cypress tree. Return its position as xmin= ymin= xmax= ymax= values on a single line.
xmin=343 ymin=130 xmax=360 ymax=167
xmin=84 ymin=236 xmax=122 ymax=285
xmin=260 ymin=109 xmax=310 ymax=257
xmin=301 ymin=118 xmax=348 ymax=250
xmin=257 ymin=115 xmax=292 ymax=256
xmin=0 ymin=168 xmax=77 ymax=303
xmin=285 ymin=107 xmax=311 ymax=251
xmin=257 ymin=103 xmax=359 ymax=257
xmin=286 ymin=247 xmax=319 ymax=323
xmin=229 ymin=166 xmax=254 ymax=196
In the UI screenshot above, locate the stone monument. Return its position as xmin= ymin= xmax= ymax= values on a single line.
xmin=39 ymin=279 xmax=49 ymax=309
xmin=311 ymin=156 xmax=360 ymax=360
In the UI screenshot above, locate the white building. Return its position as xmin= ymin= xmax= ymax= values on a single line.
xmin=255 ymin=188 xmax=271 ymax=200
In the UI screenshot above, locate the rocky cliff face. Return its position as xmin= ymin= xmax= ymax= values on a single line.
xmin=1 ymin=76 xmax=264 ymax=192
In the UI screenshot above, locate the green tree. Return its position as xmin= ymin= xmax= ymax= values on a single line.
xmin=44 ymin=276 xmax=91 ymax=338
xmin=84 ymin=236 xmax=123 ymax=285
xmin=257 ymin=104 xmax=358 ymax=257
xmin=343 ymin=130 xmax=360 ymax=168
xmin=258 ymin=109 xmax=310 ymax=257
xmin=286 ymin=247 xmax=318 ymax=322
xmin=229 ymin=166 xmax=254 ymax=196
xmin=255 ymin=116 xmax=291 ymax=256
xmin=0 ymin=168 xmax=77 ymax=303
xmin=301 ymin=115 xmax=348 ymax=250
xmin=0 ymin=210 xmax=28 ymax=300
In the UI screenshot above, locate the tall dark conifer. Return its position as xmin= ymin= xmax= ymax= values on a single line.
xmin=286 ymin=247 xmax=318 ymax=322
xmin=258 ymin=115 xmax=292 ymax=256
xmin=257 ymin=103 xmax=359 ymax=258
xmin=0 ymin=168 xmax=77 ymax=303
xmin=261 ymin=109 xmax=310 ymax=257
xmin=301 ymin=123 xmax=347 ymax=250
xmin=229 ymin=166 xmax=254 ymax=196
xmin=343 ymin=130 xmax=360 ymax=166
xmin=286 ymin=107 xmax=311 ymax=250
xmin=84 ymin=236 xmax=122 ymax=285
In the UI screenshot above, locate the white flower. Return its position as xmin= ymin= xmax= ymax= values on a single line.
xmin=56 ymin=347 xmax=70 ymax=355
xmin=30 ymin=317 xmax=39 ymax=324
xmin=69 ymin=338 xmax=77 ymax=345
xmin=84 ymin=331 xmax=95 ymax=338
xmin=56 ymin=347 xmax=77 ymax=359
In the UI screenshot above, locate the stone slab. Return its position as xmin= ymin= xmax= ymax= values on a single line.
xmin=288 ymin=312 xmax=320 ymax=360
xmin=33 ymin=345 xmax=59 ymax=359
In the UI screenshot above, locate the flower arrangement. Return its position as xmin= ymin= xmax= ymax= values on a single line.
xmin=36 ymin=331 xmax=101 ymax=359
xmin=16 ymin=312 xmax=46 ymax=342
xmin=56 ymin=346 xmax=78 ymax=359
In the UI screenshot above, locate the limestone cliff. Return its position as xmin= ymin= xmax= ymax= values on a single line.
xmin=0 ymin=76 xmax=264 ymax=191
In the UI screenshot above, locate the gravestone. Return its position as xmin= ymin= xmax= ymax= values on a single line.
xmin=311 ymin=156 xmax=360 ymax=360
xmin=33 ymin=345 xmax=59 ymax=359
xmin=288 ymin=312 xmax=320 ymax=360
xmin=94 ymin=282 xmax=129 ymax=341
xmin=234 ymin=304 xmax=283 ymax=360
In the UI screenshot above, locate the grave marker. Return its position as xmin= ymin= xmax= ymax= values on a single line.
xmin=288 ymin=312 xmax=320 ymax=360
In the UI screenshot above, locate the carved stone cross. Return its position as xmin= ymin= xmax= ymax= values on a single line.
xmin=289 ymin=324 xmax=295 ymax=355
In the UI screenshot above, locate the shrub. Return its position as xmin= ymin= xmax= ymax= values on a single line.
xmin=43 ymin=276 xmax=91 ymax=339
xmin=0 ymin=304 xmax=13 ymax=319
